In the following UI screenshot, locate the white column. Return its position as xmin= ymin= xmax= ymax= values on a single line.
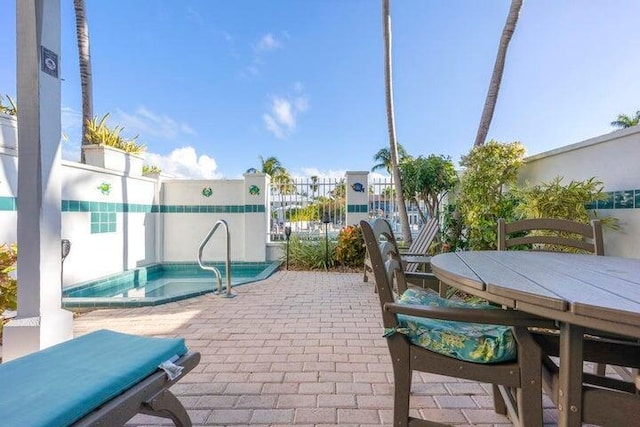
xmin=345 ymin=171 xmax=369 ymax=225
xmin=3 ymin=0 xmax=73 ymax=361
xmin=243 ymin=173 xmax=269 ymax=261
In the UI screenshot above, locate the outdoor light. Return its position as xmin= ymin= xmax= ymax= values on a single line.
xmin=284 ymin=226 xmax=292 ymax=270
xmin=61 ymin=239 xmax=71 ymax=289
xmin=322 ymin=211 xmax=331 ymax=269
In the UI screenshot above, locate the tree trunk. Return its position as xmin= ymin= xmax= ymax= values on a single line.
xmin=474 ymin=0 xmax=523 ymax=147
xmin=74 ymin=0 xmax=93 ymax=163
xmin=382 ymin=0 xmax=412 ymax=246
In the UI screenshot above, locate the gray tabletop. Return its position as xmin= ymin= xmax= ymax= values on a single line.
xmin=431 ymin=251 xmax=640 ymax=338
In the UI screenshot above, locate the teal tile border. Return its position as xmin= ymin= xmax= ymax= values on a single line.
xmin=347 ymin=204 xmax=368 ymax=213
xmin=0 ymin=196 xmax=16 ymax=211
xmin=58 ymin=200 xmax=267 ymax=214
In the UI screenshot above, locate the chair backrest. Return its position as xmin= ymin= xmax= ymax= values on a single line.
xmin=406 ymin=217 xmax=439 ymax=255
xmin=360 ymin=218 xmax=409 ymax=328
xmin=497 ymin=218 xmax=604 ymax=255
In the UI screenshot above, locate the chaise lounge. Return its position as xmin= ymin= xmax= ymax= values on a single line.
xmin=0 ymin=329 xmax=200 ymax=426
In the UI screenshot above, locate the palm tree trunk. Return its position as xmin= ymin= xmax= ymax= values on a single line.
xmin=74 ymin=0 xmax=93 ymax=162
xmin=382 ymin=0 xmax=412 ymax=246
xmin=474 ymin=0 xmax=523 ymax=147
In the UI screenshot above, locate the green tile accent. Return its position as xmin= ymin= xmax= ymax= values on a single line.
xmin=347 ymin=204 xmax=368 ymax=213
xmin=614 ymin=190 xmax=634 ymax=209
xmin=597 ymin=193 xmax=614 ymax=210
xmin=0 ymin=196 xmax=16 ymax=211
xmin=636 ymin=189 xmax=640 ymax=209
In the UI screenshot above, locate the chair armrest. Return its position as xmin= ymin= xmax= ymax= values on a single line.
xmin=405 ymin=271 xmax=436 ymax=280
xmin=384 ymin=302 xmax=557 ymax=328
xmin=401 ymin=252 xmax=431 ymax=258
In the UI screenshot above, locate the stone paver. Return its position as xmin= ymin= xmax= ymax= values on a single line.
xmin=70 ymin=270 xmax=560 ymax=426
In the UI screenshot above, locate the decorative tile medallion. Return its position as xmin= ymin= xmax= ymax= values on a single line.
xmin=97 ymin=182 xmax=111 ymax=195
xmin=351 ymin=182 xmax=365 ymax=193
xmin=249 ymin=185 xmax=260 ymax=196
xmin=202 ymin=187 xmax=213 ymax=197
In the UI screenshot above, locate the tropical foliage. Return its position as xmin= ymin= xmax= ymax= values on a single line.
xmin=285 ymin=235 xmax=336 ymax=270
xmin=84 ymin=113 xmax=146 ymax=154
xmin=457 ymin=140 xmax=525 ymax=249
xmin=371 ymin=144 xmax=410 ymax=173
xmin=399 ymin=155 xmax=457 ymax=221
xmin=0 ymin=95 xmax=17 ymax=116
xmin=335 ymin=225 xmax=366 ymax=267
xmin=142 ymin=165 xmax=162 ymax=175
xmin=247 ymin=156 xmax=293 ymax=194
xmin=0 ymin=243 xmax=18 ymax=339
xmin=610 ymin=110 xmax=640 ymax=129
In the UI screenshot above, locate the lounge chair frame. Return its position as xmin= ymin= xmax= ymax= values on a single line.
xmin=74 ymin=351 xmax=201 ymax=426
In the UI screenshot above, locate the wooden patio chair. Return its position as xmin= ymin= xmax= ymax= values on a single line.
xmin=363 ymin=217 xmax=438 ymax=282
xmin=361 ymin=218 xmax=555 ymax=427
xmin=498 ymin=217 xmax=640 ymax=425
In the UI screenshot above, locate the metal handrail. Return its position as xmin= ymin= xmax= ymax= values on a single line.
xmin=197 ymin=219 xmax=234 ymax=298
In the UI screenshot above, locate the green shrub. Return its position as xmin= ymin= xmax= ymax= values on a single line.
xmin=285 ymin=235 xmax=336 ymax=270
xmin=85 ymin=113 xmax=146 ymax=154
xmin=0 ymin=243 xmax=17 ymax=339
xmin=142 ymin=164 xmax=162 ymax=175
xmin=0 ymin=95 xmax=17 ymax=116
xmin=457 ymin=140 xmax=525 ymax=250
xmin=335 ymin=225 xmax=365 ymax=267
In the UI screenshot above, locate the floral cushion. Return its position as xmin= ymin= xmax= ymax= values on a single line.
xmin=383 ymin=288 xmax=516 ymax=364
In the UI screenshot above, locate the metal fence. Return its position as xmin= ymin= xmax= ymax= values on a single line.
xmin=269 ymin=177 xmax=427 ymax=241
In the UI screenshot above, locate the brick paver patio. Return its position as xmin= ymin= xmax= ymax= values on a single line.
xmin=73 ymin=270 xmax=559 ymax=426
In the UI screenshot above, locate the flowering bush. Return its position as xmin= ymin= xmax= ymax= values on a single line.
xmin=335 ymin=225 xmax=366 ymax=267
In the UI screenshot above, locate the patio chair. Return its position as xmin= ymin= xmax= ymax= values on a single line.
xmin=0 ymin=329 xmax=200 ymax=426
xmin=498 ymin=217 xmax=640 ymax=423
xmin=361 ymin=218 xmax=555 ymax=426
xmin=363 ymin=217 xmax=438 ymax=282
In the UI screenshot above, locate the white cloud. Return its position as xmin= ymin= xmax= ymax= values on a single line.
xmin=255 ymin=33 xmax=282 ymax=52
xmin=145 ymin=146 xmax=221 ymax=179
xmin=114 ymin=106 xmax=196 ymax=141
xmin=263 ymin=90 xmax=310 ymax=139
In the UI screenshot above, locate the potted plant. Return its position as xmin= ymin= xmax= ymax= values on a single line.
xmin=81 ymin=113 xmax=146 ymax=176
xmin=0 ymin=95 xmax=18 ymax=154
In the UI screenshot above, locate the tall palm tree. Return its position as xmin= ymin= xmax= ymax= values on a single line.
xmin=474 ymin=0 xmax=523 ymax=147
xmin=382 ymin=0 xmax=412 ymax=245
xmin=610 ymin=110 xmax=640 ymax=129
xmin=74 ymin=0 xmax=93 ymax=163
xmin=371 ymin=144 xmax=409 ymax=173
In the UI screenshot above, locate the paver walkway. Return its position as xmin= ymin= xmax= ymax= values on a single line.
xmin=74 ymin=270 xmax=559 ymax=426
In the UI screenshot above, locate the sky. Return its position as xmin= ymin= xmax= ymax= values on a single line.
xmin=1 ymin=1 xmax=639 ymax=179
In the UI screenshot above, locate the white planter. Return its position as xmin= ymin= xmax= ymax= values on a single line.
xmin=0 ymin=114 xmax=18 ymax=154
xmin=82 ymin=144 xmax=145 ymax=177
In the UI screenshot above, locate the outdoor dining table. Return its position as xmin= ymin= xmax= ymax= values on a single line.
xmin=430 ymin=250 xmax=640 ymax=427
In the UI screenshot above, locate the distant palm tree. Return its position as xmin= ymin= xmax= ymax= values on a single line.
xmin=382 ymin=0 xmax=412 ymax=245
xmin=371 ymin=144 xmax=409 ymax=173
xmin=74 ymin=0 xmax=93 ymax=163
xmin=610 ymin=110 xmax=640 ymax=129
xmin=309 ymin=175 xmax=319 ymax=199
xmin=474 ymin=0 xmax=523 ymax=147
xmin=247 ymin=156 xmax=293 ymax=195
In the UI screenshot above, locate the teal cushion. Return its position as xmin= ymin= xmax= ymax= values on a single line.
xmin=0 ymin=329 xmax=187 ymax=427
xmin=384 ymin=288 xmax=516 ymax=364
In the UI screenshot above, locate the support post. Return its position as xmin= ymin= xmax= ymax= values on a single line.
xmin=345 ymin=171 xmax=369 ymax=225
xmin=3 ymin=0 xmax=73 ymax=361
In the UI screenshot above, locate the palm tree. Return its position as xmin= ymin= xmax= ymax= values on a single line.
xmin=474 ymin=0 xmax=523 ymax=147
xmin=382 ymin=0 xmax=412 ymax=245
xmin=74 ymin=0 xmax=93 ymax=163
xmin=247 ymin=156 xmax=293 ymax=195
xmin=371 ymin=144 xmax=409 ymax=173
xmin=610 ymin=110 xmax=640 ymax=129
xmin=309 ymin=175 xmax=319 ymax=200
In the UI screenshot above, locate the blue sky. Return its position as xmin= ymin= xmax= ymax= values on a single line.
xmin=1 ymin=1 xmax=639 ymax=179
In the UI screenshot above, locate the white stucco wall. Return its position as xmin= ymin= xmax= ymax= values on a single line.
xmin=520 ymin=126 xmax=640 ymax=258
